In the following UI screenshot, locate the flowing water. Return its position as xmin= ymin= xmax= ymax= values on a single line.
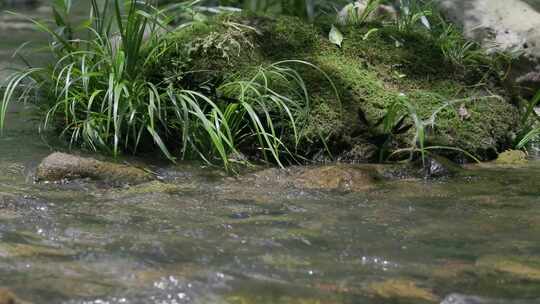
xmin=1 ymin=4 xmax=540 ymax=304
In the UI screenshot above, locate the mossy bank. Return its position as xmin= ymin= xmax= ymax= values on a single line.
xmin=149 ymin=13 xmax=519 ymax=163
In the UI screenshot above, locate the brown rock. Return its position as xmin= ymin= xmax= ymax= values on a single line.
xmin=0 ymin=288 xmax=25 ymax=304
xmin=294 ymin=165 xmax=378 ymax=192
xmin=477 ymin=255 xmax=540 ymax=280
xmin=248 ymin=164 xmax=380 ymax=192
xmin=36 ymin=152 xmax=152 ymax=184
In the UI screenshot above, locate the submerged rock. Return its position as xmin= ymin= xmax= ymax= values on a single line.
xmin=294 ymin=165 xmax=380 ymax=191
xmin=440 ymin=293 xmax=494 ymax=304
xmin=476 ymin=255 xmax=540 ymax=281
xmin=35 ymin=153 xmax=152 ymax=184
xmin=367 ymin=279 xmax=439 ymax=302
xmin=441 ymin=293 xmax=540 ymax=304
xmin=0 ymin=288 xmax=27 ymax=304
xmin=249 ymin=164 xmax=381 ymax=192
xmin=0 ymin=243 xmax=74 ymax=258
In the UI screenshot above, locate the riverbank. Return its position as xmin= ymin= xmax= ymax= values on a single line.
xmin=1 ymin=1 xmax=529 ymax=169
xmin=159 ymin=13 xmax=519 ymax=163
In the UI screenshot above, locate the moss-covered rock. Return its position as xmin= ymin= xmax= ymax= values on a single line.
xmin=153 ymin=14 xmax=520 ymax=162
xmin=495 ymin=150 xmax=528 ymax=166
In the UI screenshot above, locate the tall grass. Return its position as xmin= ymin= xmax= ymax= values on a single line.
xmin=0 ymin=0 xmax=337 ymax=171
xmin=515 ymin=90 xmax=540 ymax=149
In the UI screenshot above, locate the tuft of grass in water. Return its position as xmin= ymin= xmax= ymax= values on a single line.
xmin=0 ymin=0 xmax=338 ymax=171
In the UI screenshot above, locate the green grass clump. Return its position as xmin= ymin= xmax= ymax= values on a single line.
xmin=0 ymin=1 xmax=338 ymax=171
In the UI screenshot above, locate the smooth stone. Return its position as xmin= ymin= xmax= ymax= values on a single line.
xmin=35 ymin=152 xmax=152 ymax=184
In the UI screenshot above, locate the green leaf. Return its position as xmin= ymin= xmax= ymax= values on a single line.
xmin=329 ymin=25 xmax=344 ymax=48
xmin=363 ymin=28 xmax=379 ymax=40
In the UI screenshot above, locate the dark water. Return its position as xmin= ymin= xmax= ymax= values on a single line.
xmin=1 ymin=3 xmax=540 ymax=304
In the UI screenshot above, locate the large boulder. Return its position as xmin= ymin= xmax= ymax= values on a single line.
xmin=436 ymin=0 xmax=540 ymax=96
xmin=35 ymin=152 xmax=152 ymax=184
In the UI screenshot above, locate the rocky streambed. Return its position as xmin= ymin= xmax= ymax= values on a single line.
xmin=1 ymin=103 xmax=540 ymax=304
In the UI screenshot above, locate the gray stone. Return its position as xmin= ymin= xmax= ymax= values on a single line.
xmin=436 ymin=0 xmax=540 ymax=96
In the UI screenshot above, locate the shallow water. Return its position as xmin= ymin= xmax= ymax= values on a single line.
xmin=2 ymin=105 xmax=540 ymax=304
xmin=1 ymin=4 xmax=540 ymax=304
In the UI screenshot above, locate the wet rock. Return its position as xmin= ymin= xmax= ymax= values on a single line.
xmin=432 ymin=261 xmax=474 ymax=279
xmin=421 ymin=156 xmax=462 ymax=178
xmin=226 ymin=293 xmax=340 ymax=304
xmin=495 ymin=150 xmax=528 ymax=166
xmin=294 ymin=165 xmax=379 ymax=191
xmin=36 ymin=152 xmax=152 ymax=184
xmin=440 ymin=293 xmax=493 ymax=304
xmin=0 ymin=288 xmax=29 ymax=304
xmin=376 ymin=156 xmax=461 ymax=180
xmin=250 ymin=165 xmax=381 ymax=192
xmin=436 ymin=0 xmax=540 ymax=95
xmin=367 ymin=279 xmax=439 ymax=302
xmin=476 ymin=255 xmax=540 ymax=280
xmin=0 ymin=243 xmax=74 ymax=258
xmin=440 ymin=293 xmax=540 ymax=304
xmin=337 ymin=142 xmax=378 ymax=163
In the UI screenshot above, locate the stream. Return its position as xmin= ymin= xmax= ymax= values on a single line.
xmin=1 ymin=3 xmax=540 ymax=304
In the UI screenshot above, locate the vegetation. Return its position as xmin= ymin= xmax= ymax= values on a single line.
xmin=321 ymin=0 xmax=519 ymax=161
xmin=515 ymin=89 xmax=540 ymax=150
xmin=0 ymin=0 xmax=339 ymax=171
xmin=0 ymin=0 xmax=528 ymax=169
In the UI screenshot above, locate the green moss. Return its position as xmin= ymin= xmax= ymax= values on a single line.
xmin=495 ymin=150 xmax=528 ymax=166
xmin=156 ymin=14 xmax=520 ymax=161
